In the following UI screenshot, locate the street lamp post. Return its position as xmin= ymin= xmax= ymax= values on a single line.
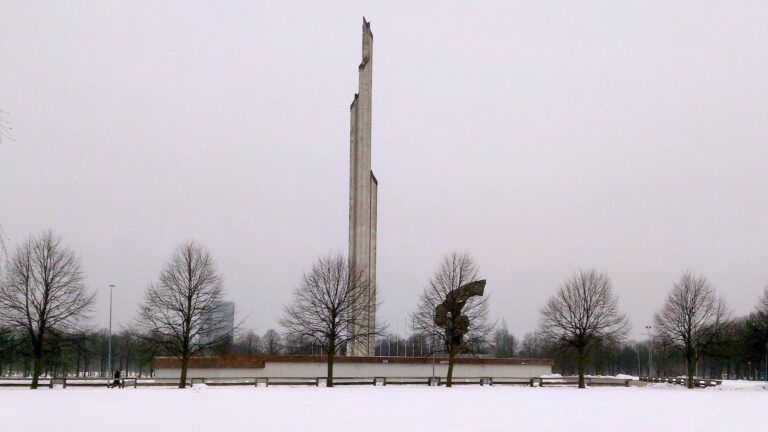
xmin=645 ymin=325 xmax=653 ymax=378
xmin=107 ymin=284 xmax=115 ymax=378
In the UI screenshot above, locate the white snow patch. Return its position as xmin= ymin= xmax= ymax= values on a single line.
xmin=1 ymin=385 xmax=766 ymax=431
xmin=711 ymin=380 xmax=768 ymax=391
xmin=614 ymin=374 xmax=639 ymax=380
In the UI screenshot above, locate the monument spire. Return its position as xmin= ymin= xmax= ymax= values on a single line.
xmin=348 ymin=19 xmax=377 ymax=357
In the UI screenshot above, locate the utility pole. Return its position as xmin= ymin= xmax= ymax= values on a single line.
xmin=107 ymin=284 xmax=115 ymax=378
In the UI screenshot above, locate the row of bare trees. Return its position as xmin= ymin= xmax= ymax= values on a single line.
xmin=536 ymin=269 xmax=764 ymax=389
xmin=0 ymin=328 xmax=159 ymax=378
xmin=1 ymin=230 xmax=765 ymax=390
xmin=240 ymin=250 xmax=767 ymax=389
xmin=279 ymin=252 xmax=493 ymax=387
xmin=0 ymin=230 xmax=235 ymax=389
xmin=0 ymin=326 xmax=296 ymax=380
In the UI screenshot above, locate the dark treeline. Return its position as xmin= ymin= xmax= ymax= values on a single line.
xmin=0 ymin=327 xmax=299 ymax=378
xmin=0 ymin=328 xmax=157 ymax=378
xmin=367 ymin=315 xmax=767 ymax=381
xmin=496 ymin=317 xmax=767 ymax=380
xmin=1 ymin=314 xmax=766 ymax=381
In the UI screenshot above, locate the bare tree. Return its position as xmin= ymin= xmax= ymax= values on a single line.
xmin=0 ymin=109 xmax=12 ymax=144
xmin=280 ymin=253 xmax=382 ymax=387
xmin=234 ymin=330 xmax=263 ymax=355
xmin=262 ymin=329 xmax=283 ymax=355
xmin=0 ymin=230 xmax=94 ymax=388
xmin=132 ymin=241 xmax=230 ymax=388
xmin=759 ymin=286 xmax=768 ymax=313
xmin=539 ymin=269 xmax=629 ymax=388
xmin=520 ymin=332 xmax=542 ymax=358
xmin=0 ymin=224 xmax=7 ymax=268
xmin=0 ymin=109 xmax=12 ymax=271
xmin=412 ymin=252 xmax=493 ymax=387
xmin=654 ymin=271 xmax=728 ymax=388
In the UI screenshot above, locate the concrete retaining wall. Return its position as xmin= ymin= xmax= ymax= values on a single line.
xmin=155 ymin=360 xmax=550 ymax=379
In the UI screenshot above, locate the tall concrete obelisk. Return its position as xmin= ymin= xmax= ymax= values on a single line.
xmin=347 ymin=18 xmax=377 ymax=357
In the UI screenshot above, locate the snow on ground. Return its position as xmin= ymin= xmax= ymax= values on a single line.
xmin=1 ymin=384 xmax=766 ymax=432
xmin=708 ymin=380 xmax=768 ymax=391
xmin=647 ymin=379 xmax=768 ymax=391
xmin=614 ymin=374 xmax=638 ymax=380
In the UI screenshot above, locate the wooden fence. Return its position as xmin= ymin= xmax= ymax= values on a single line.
xmin=0 ymin=375 xmax=634 ymax=388
xmin=639 ymin=377 xmax=722 ymax=388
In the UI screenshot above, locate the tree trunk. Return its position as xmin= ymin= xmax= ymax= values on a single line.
xmin=31 ymin=342 xmax=43 ymax=390
xmin=31 ymin=355 xmax=42 ymax=389
xmin=686 ymin=349 xmax=695 ymax=389
xmin=577 ymin=346 xmax=586 ymax=389
xmin=446 ymin=350 xmax=456 ymax=388
xmin=179 ymin=355 xmax=189 ymax=389
xmin=326 ymin=350 xmax=335 ymax=388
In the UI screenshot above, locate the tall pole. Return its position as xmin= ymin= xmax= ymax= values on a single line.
xmin=431 ymin=345 xmax=435 ymax=383
xmin=645 ymin=325 xmax=653 ymax=377
xmin=108 ymin=284 xmax=115 ymax=377
xmin=404 ymin=317 xmax=407 ymax=357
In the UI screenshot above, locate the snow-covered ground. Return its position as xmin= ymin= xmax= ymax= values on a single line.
xmin=0 ymin=383 xmax=765 ymax=432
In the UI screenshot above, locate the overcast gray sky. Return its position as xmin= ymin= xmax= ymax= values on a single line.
xmin=1 ymin=1 xmax=767 ymax=339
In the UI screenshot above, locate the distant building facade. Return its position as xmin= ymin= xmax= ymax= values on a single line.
xmin=201 ymin=301 xmax=235 ymax=346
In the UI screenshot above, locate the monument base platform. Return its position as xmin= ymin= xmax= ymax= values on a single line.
xmin=152 ymin=355 xmax=553 ymax=380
